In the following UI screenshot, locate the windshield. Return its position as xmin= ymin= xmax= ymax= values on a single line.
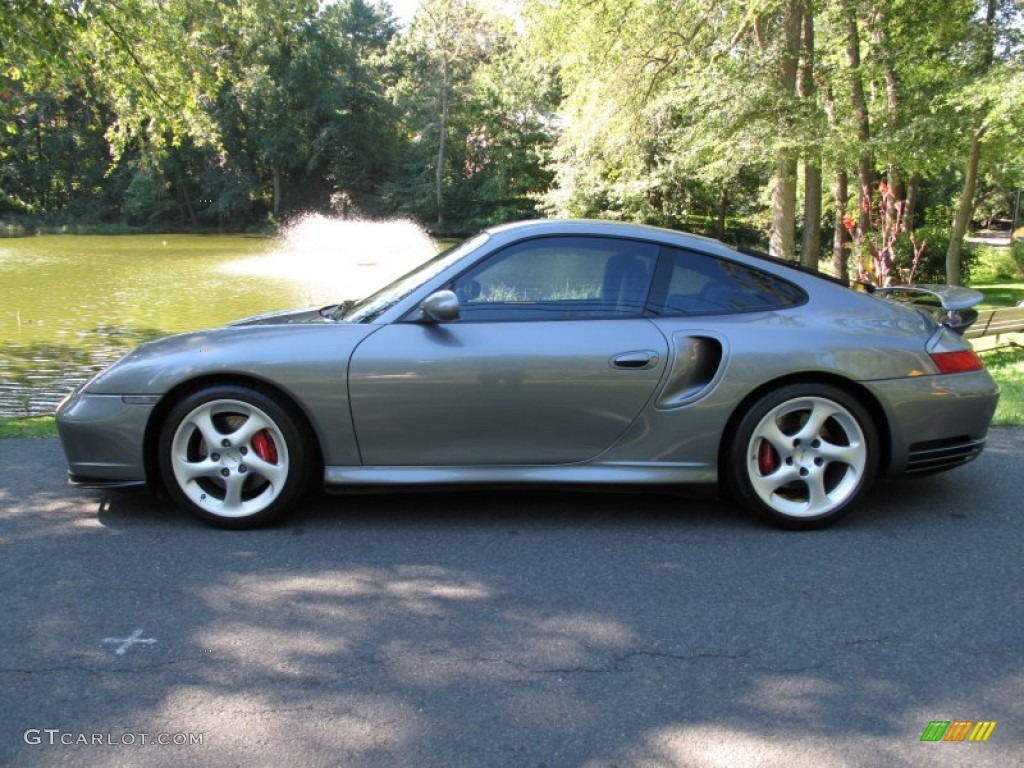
xmin=338 ymin=232 xmax=490 ymax=323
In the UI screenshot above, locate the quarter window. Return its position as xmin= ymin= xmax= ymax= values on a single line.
xmin=650 ymin=248 xmax=806 ymax=315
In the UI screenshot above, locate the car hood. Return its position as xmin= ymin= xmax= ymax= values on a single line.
xmin=227 ymin=306 xmax=334 ymax=326
xmin=84 ymin=318 xmax=379 ymax=396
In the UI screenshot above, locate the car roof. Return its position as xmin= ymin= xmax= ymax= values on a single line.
xmin=483 ymin=218 xmax=857 ymax=290
xmin=485 ymin=219 xmax=729 ymax=252
xmin=484 ymin=218 xmax=720 ymax=248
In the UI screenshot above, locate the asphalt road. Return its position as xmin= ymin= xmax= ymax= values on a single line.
xmin=0 ymin=432 xmax=1021 ymax=767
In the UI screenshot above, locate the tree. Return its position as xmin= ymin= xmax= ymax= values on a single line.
xmin=944 ymin=0 xmax=1023 ymax=285
xmin=769 ymin=0 xmax=803 ymax=260
xmin=309 ymin=0 xmax=401 ymax=215
xmin=800 ymin=4 xmax=824 ymax=268
xmin=4 ymin=0 xmax=1020 ymax=246
xmin=528 ymin=0 xmax=776 ymax=242
xmin=0 ymin=0 xmax=86 ymax=88
xmin=387 ymin=0 xmax=554 ymax=231
xmin=388 ymin=0 xmax=493 ymax=228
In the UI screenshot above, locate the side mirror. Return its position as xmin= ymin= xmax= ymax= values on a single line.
xmin=420 ymin=290 xmax=461 ymax=323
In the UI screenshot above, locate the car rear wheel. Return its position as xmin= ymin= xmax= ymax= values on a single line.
xmin=726 ymin=383 xmax=878 ymax=529
xmin=158 ymin=385 xmax=311 ymax=528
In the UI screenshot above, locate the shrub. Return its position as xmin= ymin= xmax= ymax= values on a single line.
xmin=123 ymin=163 xmax=174 ymax=224
xmin=843 ymin=184 xmax=974 ymax=286
xmin=1011 ymin=239 xmax=1024 ymax=278
xmin=891 ymin=226 xmax=977 ymax=285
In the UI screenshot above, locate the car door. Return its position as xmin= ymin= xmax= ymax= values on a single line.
xmin=348 ymin=236 xmax=670 ymax=466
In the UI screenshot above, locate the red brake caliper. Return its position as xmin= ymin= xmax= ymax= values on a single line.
xmin=757 ymin=439 xmax=778 ymax=475
xmin=251 ymin=430 xmax=278 ymax=464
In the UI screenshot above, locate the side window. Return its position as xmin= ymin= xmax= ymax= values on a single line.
xmin=451 ymin=236 xmax=658 ymax=321
xmin=650 ymin=248 xmax=806 ymax=316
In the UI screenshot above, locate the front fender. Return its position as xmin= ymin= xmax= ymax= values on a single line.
xmin=85 ymin=323 xmax=381 ymax=466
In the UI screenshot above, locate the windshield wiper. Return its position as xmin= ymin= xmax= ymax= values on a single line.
xmin=324 ymin=300 xmax=355 ymax=320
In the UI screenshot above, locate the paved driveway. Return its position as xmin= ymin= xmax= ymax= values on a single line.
xmin=0 ymin=431 xmax=1021 ymax=767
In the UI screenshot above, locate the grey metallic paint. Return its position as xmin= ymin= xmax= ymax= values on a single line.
xmin=348 ymin=319 xmax=668 ymax=465
xmin=75 ymin=323 xmax=377 ymax=466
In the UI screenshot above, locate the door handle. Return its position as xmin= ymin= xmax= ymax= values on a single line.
xmin=611 ymin=351 xmax=659 ymax=369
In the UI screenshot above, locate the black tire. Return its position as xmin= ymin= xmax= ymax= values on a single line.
xmin=158 ymin=384 xmax=313 ymax=529
xmin=724 ymin=383 xmax=878 ymax=530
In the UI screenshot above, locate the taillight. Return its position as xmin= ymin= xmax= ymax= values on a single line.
xmin=929 ymin=350 xmax=984 ymax=374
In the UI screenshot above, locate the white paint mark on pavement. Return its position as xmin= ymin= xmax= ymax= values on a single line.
xmin=102 ymin=629 xmax=156 ymax=655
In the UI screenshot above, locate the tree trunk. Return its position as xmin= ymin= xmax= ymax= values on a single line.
xmin=946 ymin=129 xmax=984 ymax=286
xmin=799 ymin=6 xmax=820 ymax=269
xmin=435 ymin=58 xmax=449 ymax=229
xmin=803 ymin=164 xmax=822 ymax=268
xmin=833 ymin=169 xmax=850 ymax=279
xmin=272 ymin=166 xmax=282 ymax=219
xmin=174 ymin=168 xmax=198 ymax=227
xmin=769 ymin=0 xmax=801 ymax=260
xmin=844 ymin=1 xmax=873 ymax=233
xmin=36 ymin=121 xmax=47 ymax=209
xmin=771 ymin=156 xmax=798 ymax=260
xmin=905 ymin=172 xmax=920 ymax=232
xmin=945 ymin=0 xmax=996 ymax=286
xmin=714 ymin=188 xmax=728 ymax=241
xmin=886 ymin=168 xmax=902 ymax=230
xmin=821 ymin=81 xmax=848 ymax=278
xmin=875 ymin=9 xmax=902 ymax=234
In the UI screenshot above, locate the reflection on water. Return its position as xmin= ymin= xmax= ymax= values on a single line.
xmin=0 ymin=218 xmax=438 ymax=416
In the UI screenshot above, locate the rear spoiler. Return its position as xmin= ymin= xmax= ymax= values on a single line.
xmin=873 ymin=284 xmax=984 ymax=334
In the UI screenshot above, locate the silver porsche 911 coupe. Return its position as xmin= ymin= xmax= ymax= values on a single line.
xmin=56 ymin=219 xmax=999 ymax=529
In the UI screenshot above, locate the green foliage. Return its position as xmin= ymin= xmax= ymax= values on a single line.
xmin=0 ymin=0 xmax=1021 ymax=245
xmin=384 ymin=0 xmax=556 ymax=232
xmin=0 ymin=0 xmax=85 ymax=87
xmin=124 ymin=161 xmax=174 ymax=223
xmin=973 ymin=242 xmax=1024 ymax=282
xmin=0 ymin=80 xmax=114 ymax=217
xmin=197 ymin=166 xmax=256 ymax=224
xmin=1012 ymin=240 xmax=1024 ymax=277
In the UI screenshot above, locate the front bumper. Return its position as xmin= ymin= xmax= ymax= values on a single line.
xmin=56 ymin=392 xmax=155 ymax=485
xmin=865 ymin=369 xmax=999 ymax=475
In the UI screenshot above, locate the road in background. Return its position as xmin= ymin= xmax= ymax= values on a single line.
xmin=1 ymin=431 xmax=1021 ymax=767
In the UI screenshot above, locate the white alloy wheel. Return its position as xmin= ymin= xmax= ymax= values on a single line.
xmin=728 ymin=384 xmax=878 ymax=529
xmin=159 ymin=386 xmax=310 ymax=528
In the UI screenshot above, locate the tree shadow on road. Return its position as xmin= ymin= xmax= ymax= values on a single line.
xmin=0 ymin=436 xmax=1020 ymax=766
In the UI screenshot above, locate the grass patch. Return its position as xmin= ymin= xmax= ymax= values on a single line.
xmin=972 ymin=282 xmax=1024 ymax=309
xmin=968 ymin=245 xmax=1024 ymax=424
xmin=0 ymin=415 xmax=58 ymax=438
xmin=969 ymin=243 xmax=1024 ymax=308
xmin=979 ymin=345 xmax=1024 ymax=426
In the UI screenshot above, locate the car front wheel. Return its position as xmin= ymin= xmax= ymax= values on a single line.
xmin=158 ymin=385 xmax=311 ymax=528
xmin=726 ymin=384 xmax=878 ymax=529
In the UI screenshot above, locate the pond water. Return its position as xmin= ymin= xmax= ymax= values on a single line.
xmin=0 ymin=217 xmax=437 ymax=416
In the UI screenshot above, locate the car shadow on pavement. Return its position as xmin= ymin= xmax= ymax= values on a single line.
xmin=92 ymin=485 xmax=752 ymax=532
